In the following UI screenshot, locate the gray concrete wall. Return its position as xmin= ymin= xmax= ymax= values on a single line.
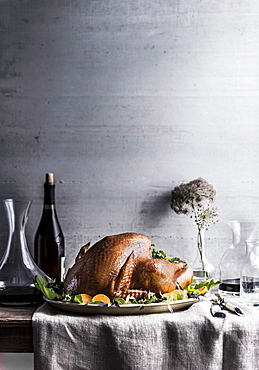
xmin=0 ymin=0 xmax=259 ymax=272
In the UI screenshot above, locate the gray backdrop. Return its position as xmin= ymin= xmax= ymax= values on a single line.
xmin=0 ymin=0 xmax=259 ymax=273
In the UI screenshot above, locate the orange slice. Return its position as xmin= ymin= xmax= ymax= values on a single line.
xmin=92 ymin=294 xmax=111 ymax=304
xmin=162 ymin=292 xmax=172 ymax=298
xmin=172 ymin=289 xmax=188 ymax=300
xmin=163 ymin=289 xmax=187 ymax=301
xmin=196 ymin=286 xmax=208 ymax=295
xmin=80 ymin=294 xmax=92 ymax=304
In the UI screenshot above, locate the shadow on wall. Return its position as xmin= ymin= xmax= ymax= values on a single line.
xmin=139 ymin=191 xmax=172 ymax=229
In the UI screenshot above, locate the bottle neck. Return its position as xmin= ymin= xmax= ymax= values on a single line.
xmin=43 ymin=183 xmax=56 ymax=209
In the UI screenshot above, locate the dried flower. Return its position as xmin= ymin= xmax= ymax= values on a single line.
xmin=171 ymin=177 xmax=218 ymax=230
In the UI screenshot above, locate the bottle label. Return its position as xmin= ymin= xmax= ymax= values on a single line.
xmin=44 ymin=205 xmax=55 ymax=210
xmin=61 ymin=256 xmax=66 ymax=282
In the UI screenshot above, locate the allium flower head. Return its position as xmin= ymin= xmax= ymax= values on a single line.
xmin=171 ymin=177 xmax=218 ymax=230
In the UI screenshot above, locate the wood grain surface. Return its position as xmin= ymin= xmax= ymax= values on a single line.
xmin=0 ymin=305 xmax=39 ymax=352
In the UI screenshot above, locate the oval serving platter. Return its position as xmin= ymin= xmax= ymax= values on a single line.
xmin=44 ymin=297 xmax=199 ymax=315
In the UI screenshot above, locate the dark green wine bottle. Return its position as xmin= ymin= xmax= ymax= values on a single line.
xmin=34 ymin=173 xmax=65 ymax=284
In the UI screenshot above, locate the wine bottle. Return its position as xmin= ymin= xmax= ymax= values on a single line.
xmin=34 ymin=173 xmax=65 ymax=285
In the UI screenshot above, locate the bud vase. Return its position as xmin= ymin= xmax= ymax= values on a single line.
xmin=0 ymin=199 xmax=47 ymax=304
xmin=190 ymin=228 xmax=215 ymax=284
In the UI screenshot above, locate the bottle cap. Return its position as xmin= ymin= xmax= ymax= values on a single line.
xmin=46 ymin=173 xmax=54 ymax=185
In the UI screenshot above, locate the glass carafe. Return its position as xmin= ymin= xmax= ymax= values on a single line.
xmin=219 ymin=221 xmax=259 ymax=296
xmin=240 ymin=240 xmax=259 ymax=306
xmin=0 ymin=199 xmax=47 ymax=304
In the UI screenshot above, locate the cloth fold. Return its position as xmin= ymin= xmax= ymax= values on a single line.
xmin=32 ymin=300 xmax=259 ymax=370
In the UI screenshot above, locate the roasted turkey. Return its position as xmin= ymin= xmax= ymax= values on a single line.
xmin=64 ymin=232 xmax=193 ymax=299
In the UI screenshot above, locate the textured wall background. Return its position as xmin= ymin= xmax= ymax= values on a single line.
xmin=0 ymin=0 xmax=259 ymax=273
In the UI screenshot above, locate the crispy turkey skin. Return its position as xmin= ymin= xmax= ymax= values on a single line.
xmin=63 ymin=232 xmax=193 ymax=299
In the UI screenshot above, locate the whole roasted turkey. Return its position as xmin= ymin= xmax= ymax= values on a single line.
xmin=64 ymin=232 xmax=193 ymax=300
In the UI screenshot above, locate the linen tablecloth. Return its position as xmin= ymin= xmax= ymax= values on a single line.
xmin=32 ymin=299 xmax=259 ymax=370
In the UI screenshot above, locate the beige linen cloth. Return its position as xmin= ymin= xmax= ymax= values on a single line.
xmin=32 ymin=299 xmax=259 ymax=370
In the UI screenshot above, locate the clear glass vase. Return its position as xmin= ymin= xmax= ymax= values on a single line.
xmin=190 ymin=228 xmax=215 ymax=284
xmin=219 ymin=221 xmax=259 ymax=296
xmin=240 ymin=240 xmax=259 ymax=306
xmin=0 ymin=199 xmax=47 ymax=304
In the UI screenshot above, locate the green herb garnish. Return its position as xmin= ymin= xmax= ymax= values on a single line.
xmin=187 ymin=279 xmax=221 ymax=297
xmin=150 ymin=246 xmax=181 ymax=263
xmin=34 ymin=275 xmax=58 ymax=300
xmin=35 ymin=274 xmax=220 ymax=309
xmin=151 ymin=246 xmax=167 ymax=259
xmin=73 ymin=294 xmax=83 ymax=304
xmin=167 ymin=257 xmax=181 ymax=263
xmin=193 ymin=279 xmax=221 ymax=291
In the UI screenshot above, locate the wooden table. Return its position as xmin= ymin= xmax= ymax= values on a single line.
xmin=0 ymin=305 xmax=40 ymax=353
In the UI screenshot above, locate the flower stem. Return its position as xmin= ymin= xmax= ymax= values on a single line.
xmin=199 ymin=229 xmax=209 ymax=279
xmin=192 ymin=204 xmax=208 ymax=279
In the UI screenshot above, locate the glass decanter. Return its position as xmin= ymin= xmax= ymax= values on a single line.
xmin=240 ymin=240 xmax=259 ymax=306
xmin=0 ymin=199 xmax=47 ymax=304
xmin=219 ymin=221 xmax=259 ymax=296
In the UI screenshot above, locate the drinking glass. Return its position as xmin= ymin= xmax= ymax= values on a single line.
xmin=240 ymin=240 xmax=259 ymax=306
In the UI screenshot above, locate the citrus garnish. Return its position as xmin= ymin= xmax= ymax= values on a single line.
xmin=80 ymin=294 xmax=93 ymax=303
xmin=162 ymin=289 xmax=187 ymax=301
xmin=196 ymin=286 xmax=208 ymax=295
xmin=92 ymin=294 xmax=111 ymax=304
xmin=162 ymin=292 xmax=172 ymax=297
